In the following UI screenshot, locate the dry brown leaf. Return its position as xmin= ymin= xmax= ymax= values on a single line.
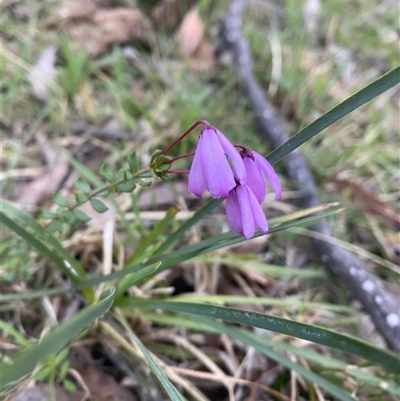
xmin=73 ymin=364 xmax=137 ymax=401
xmin=62 ymin=8 xmax=155 ymax=57
xmin=16 ymin=146 xmax=69 ymax=211
xmin=176 ymin=8 xmax=204 ymax=56
xmin=331 ymin=177 xmax=400 ymax=229
xmin=189 ymin=38 xmax=215 ymax=73
xmin=9 ymin=384 xmax=84 ymax=401
xmin=152 ymin=0 xmax=197 ymax=31
xmin=56 ymin=0 xmax=100 ymax=21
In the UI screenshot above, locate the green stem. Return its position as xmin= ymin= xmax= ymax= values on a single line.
xmin=71 ymin=167 xmax=150 ymax=210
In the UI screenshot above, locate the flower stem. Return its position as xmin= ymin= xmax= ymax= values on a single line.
xmin=162 ymin=120 xmax=210 ymax=155
xmin=162 ymin=152 xmax=195 ymax=165
xmin=167 ymin=170 xmax=189 ymax=174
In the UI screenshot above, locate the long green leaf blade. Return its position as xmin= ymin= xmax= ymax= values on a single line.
xmin=142 ymin=312 xmax=400 ymax=396
xmin=116 ymin=317 xmax=186 ymax=401
xmin=0 ymin=288 xmax=115 ymax=392
xmin=118 ymin=299 xmax=400 ymax=372
xmin=0 ymin=212 xmax=78 ymax=281
xmin=267 ymin=67 xmax=400 ymax=164
xmin=155 ymin=199 xmax=222 ymax=255
xmin=1 ymin=204 xmax=341 ymax=301
xmin=1 ymin=200 xmax=87 ymax=280
xmin=193 ymin=316 xmax=357 ymax=401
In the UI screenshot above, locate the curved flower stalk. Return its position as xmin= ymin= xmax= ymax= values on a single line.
xmin=188 ymin=127 xmax=246 ymax=198
xmin=226 ymin=184 xmax=268 ymax=239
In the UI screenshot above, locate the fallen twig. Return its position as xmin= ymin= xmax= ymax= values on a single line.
xmin=221 ymin=0 xmax=400 ymax=352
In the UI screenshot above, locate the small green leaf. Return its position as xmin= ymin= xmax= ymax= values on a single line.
xmin=58 ymin=209 xmax=77 ymax=224
xmin=75 ymin=192 xmax=88 ymax=204
xmin=127 ymin=152 xmax=139 ymax=173
xmin=34 ymin=367 xmax=52 ymax=381
xmin=159 ymin=162 xmax=172 ymax=172
xmin=60 ymin=361 xmax=70 ymax=377
xmin=99 ymin=163 xmax=114 ymax=182
xmin=155 ymin=155 xmax=172 ymax=169
xmin=123 ymin=171 xmax=134 ymax=181
xmin=47 ymin=220 xmax=64 ymax=233
xmin=150 ymin=149 xmax=163 ymax=165
xmin=115 ymin=181 xmax=136 ymax=193
xmin=73 ymin=209 xmax=90 ymax=222
xmin=150 ymin=168 xmax=159 ymax=179
xmin=90 ymin=198 xmax=109 ymax=213
xmin=75 ymin=177 xmax=91 ymax=194
xmin=136 ymin=178 xmax=151 ymax=187
xmin=39 ymin=209 xmax=55 ymax=219
xmin=115 ymin=171 xmax=124 ymax=181
xmin=160 ymin=173 xmax=173 ymax=181
xmin=63 ymin=379 xmax=76 ymax=392
xmin=53 ymin=194 xmax=69 ymax=207
xmin=55 ymin=348 xmax=69 ymax=364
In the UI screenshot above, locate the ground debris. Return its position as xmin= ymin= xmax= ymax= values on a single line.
xmin=176 ymin=8 xmax=215 ymax=73
xmin=73 ymin=364 xmax=137 ymax=401
xmin=56 ymin=3 xmax=155 ymax=57
xmin=15 ymin=144 xmax=69 ymax=211
xmin=9 ymin=384 xmax=84 ymax=401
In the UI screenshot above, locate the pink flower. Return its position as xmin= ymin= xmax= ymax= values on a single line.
xmin=241 ymin=149 xmax=282 ymax=204
xmin=188 ymin=127 xmax=246 ymax=198
xmin=226 ymin=184 xmax=268 ymax=239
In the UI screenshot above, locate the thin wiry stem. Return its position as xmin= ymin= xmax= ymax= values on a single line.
xmin=162 ymin=120 xmax=210 ymax=155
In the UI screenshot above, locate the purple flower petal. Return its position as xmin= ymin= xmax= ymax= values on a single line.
xmin=253 ymin=152 xmax=282 ymax=200
xmin=236 ymin=185 xmax=256 ymax=239
xmin=200 ymin=128 xmax=236 ymax=198
xmin=188 ymin=138 xmax=207 ymax=197
xmin=248 ymin=188 xmax=268 ymax=234
xmin=226 ymin=188 xmax=244 ymax=235
xmin=226 ymin=184 xmax=269 ymax=239
xmin=243 ymin=157 xmax=266 ymax=204
xmin=216 ymin=130 xmax=246 ymax=185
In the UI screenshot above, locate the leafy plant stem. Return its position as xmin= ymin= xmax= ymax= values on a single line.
xmin=70 ymin=167 xmax=150 ymax=210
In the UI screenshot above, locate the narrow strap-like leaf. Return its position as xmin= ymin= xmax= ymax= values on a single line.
xmin=0 ymin=288 xmax=115 ymax=392
xmin=118 ymin=299 xmax=400 ymax=372
xmin=267 ymin=67 xmax=400 ymax=164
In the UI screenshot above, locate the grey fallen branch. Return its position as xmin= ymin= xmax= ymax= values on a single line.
xmin=221 ymin=0 xmax=400 ymax=352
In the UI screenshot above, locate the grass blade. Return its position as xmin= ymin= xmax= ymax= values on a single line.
xmin=115 ymin=262 xmax=161 ymax=298
xmin=142 ymin=312 xmax=400 ymax=397
xmin=191 ymin=316 xmax=357 ymax=401
xmin=1 ymin=204 xmax=341 ymax=301
xmin=267 ymin=66 xmax=400 ymax=164
xmin=118 ymin=299 xmax=400 ymax=372
xmin=1 ymin=200 xmax=87 ymax=280
xmin=116 ymin=317 xmax=186 ymax=401
xmin=1 ymin=212 xmax=79 ymax=281
xmin=125 ymin=207 xmax=179 ymax=265
xmin=155 ymin=199 xmax=222 ymax=255
xmin=0 ymin=288 xmax=115 ymax=392
xmin=174 ymin=294 xmax=354 ymax=313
